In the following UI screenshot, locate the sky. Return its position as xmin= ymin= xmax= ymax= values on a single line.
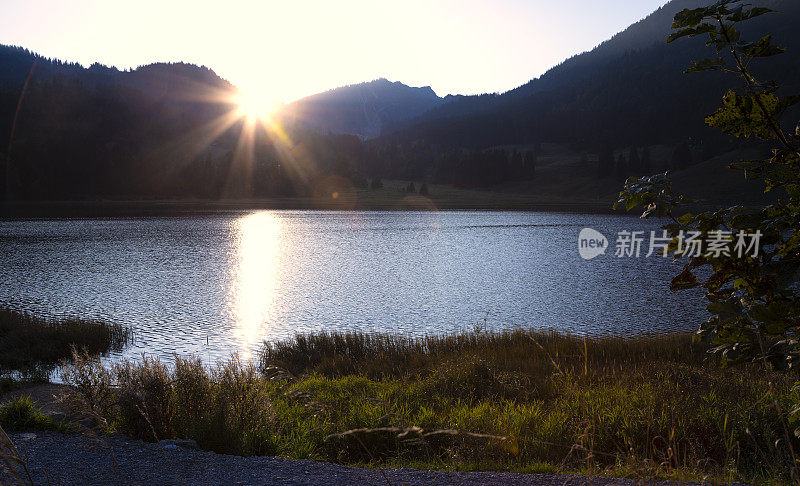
xmin=0 ymin=0 xmax=671 ymax=105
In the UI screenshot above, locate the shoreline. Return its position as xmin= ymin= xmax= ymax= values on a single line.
xmin=0 ymin=198 xmax=617 ymax=218
xmin=1 ymin=329 xmax=792 ymax=484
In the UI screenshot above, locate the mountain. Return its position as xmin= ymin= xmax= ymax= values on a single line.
xmin=279 ymin=78 xmax=444 ymax=139
xmin=0 ymin=45 xmax=374 ymax=202
xmin=380 ymin=0 xmax=800 ymax=152
xmin=0 ymin=46 xmax=235 ymax=101
xmin=0 ymin=46 xmax=239 ymax=154
xmin=2 ymin=0 xmax=799 ymax=205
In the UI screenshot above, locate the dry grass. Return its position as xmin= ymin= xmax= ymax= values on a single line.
xmin=55 ymin=330 xmax=800 ymax=483
xmin=0 ymin=423 xmax=33 ymax=486
xmin=0 ymin=397 xmax=67 ymax=486
xmin=61 ymin=351 xmax=280 ymax=456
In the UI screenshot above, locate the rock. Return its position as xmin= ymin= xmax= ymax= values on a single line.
xmin=49 ymin=411 xmax=67 ymax=421
xmin=18 ymin=433 xmax=37 ymax=441
xmin=159 ymin=438 xmax=199 ymax=450
xmin=323 ymin=426 xmax=507 ymax=461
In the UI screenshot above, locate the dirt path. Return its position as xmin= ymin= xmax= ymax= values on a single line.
xmin=3 ymin=431 xmax=701 ymax=486
xmin=1 ymin=385 xmax=695 ymax=485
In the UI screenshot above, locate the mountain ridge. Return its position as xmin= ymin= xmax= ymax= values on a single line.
xmin=2 ymin=0 xmax=799 ymax=204
xmin=376 ymin=0 xmax=800 ymax=151
xmin=278 ymin=77 xmax=444 ymax=139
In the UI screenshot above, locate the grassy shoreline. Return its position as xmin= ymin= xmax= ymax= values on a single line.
xmin=0 ymin=198 xmax=615 ymax=218
xmin=0 ymin=180 xmax=615 ymax=217
xmin=48 ymin=329 xmax=799 ymax=484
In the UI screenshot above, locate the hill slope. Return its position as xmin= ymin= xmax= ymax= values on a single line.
xmin=381 ymin=0 xmax=800 ymax=151
xmin=279 ymin=78 xmax=443 ymax=139
xmin=0 ymin=46 xmax=375 ymax=202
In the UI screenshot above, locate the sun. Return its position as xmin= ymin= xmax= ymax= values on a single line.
xmin=235 ymin=90 xmax=282 ymax=121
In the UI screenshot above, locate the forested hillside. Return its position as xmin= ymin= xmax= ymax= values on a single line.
xmin=371 ymin=0 xmax=800 ymax=189
xmin=0 ymin=46 xmax=374 ymax=201
xmin=281 ymin=78 xmax=443 ymax=139
xmin=2 ymin=0 xmax=799 ymax=204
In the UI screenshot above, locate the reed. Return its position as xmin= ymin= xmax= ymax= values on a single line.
xmin=259 ymin=329 xmax=707 ymax=381
xmin=0 ymin=308 xmax=130 ymax=381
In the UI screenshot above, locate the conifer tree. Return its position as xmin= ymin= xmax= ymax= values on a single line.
xmin=628 ymin=147 xmax=641 ymax=174
xmin=641 ymin=146 xmax=652 ymax=174
xmin=670 ymin=142 xmax=692 ymax=171
xmin=597 ymin=144 xmax=614 ymax=178
xmin=615 ymin=153 xmax=627 ymax=180
xmin=524 ymin=151 xmax=536 ymax=179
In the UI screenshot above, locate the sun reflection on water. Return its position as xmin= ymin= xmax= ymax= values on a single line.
xmin=231 ymin=211 xmax=281 ymax=358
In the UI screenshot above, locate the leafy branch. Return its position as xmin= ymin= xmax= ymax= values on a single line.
xmin=617 ymin=0 xmax=800 ymax=373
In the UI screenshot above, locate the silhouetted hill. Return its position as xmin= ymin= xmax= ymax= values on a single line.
xmin=381 ymin=0 xmax=800 ymax=152
xmin=0 ymin=46 xmax=376 ymax=202
xmin=2 ymin=0 xmax=798 ymax=206
xmin=280 ymin=78 xmax=443 ymax=139
xmin=0 ymin=46 xmax=234 ymax=100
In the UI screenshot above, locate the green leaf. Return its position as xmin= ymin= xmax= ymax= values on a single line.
xmin=776 ymin=94 xmax=800 ymax=113
xmin=668 ymin=27 xmax=699 ymax=43
xmin=672 ymin=7 xmax=709 ymax=29
xmin=741 ymin=35 xmax=786 ymax=58
xmin=708 ymin=299 xmax=742 ymax=318
xmin=686 ymin=57 xmax=726 ymax=73
xmin=705 ymin=90 xmax=782 ymax=139
xmin=731 ymin=211 xmax=765 ymax=229
xmin=728 ymin=7 xmax=776 ymax=22
xmin=678 ymin=213 xmax=695 ymax=225
xmin=669 ymin=22 xmax=715 ymax=43
xmin=723 ymin=25 xmax=741 ymax=43
xmin=671 ymin=268 xmax=700 ymax=291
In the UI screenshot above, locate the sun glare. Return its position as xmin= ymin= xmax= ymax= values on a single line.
xmin=231 ymin=211 xmax=282 ymax=358
xmin=235 ymin=90 xmax=282 ymax=121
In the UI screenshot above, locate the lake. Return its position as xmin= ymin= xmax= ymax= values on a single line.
xmin=0 ymin=210 xmax=707 ymax=365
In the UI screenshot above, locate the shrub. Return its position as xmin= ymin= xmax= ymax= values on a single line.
xmin=0 ymin=396 xmax=68 ymax=433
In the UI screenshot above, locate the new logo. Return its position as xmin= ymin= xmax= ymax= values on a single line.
xmin=578 ymin=228 xmax=608 ymax=260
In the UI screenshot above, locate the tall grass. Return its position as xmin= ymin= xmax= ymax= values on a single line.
xmin=61 ymin=351 xmax=282 ymax=456
xmin=60 ymin=330 xmax=799 ymax=483
xmin=0 ymin=308 xmax=130 ymax=380
xmin=260 ymin=329 xmax=707 ymax=382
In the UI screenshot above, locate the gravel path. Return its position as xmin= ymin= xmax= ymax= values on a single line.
xmin=1 ymin=431 xmax=697 ymax=486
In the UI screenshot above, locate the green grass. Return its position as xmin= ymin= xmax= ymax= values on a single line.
xmin=0 ymin=308 xmax=131 ymax=381
xmin=0 ymin=396 xmax=69 ymax=433
xmin=60 ymin=330 xmax=799 ymax=484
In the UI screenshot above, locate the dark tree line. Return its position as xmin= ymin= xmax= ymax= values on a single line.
xmin=0 ymin=46 xmax=378 ymax=201
xmin=3 ymin=0 xmax=799 ymax=202
xmin=597 ymin=146 xmax=654 ymax=179
xmin=369 ymin=0 xmax=800 ymax=183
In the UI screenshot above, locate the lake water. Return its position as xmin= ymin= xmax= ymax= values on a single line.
xmin=0 ymin=211 xmax=708 ymax=365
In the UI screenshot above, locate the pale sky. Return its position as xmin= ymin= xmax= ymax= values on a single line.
xmin=0 ymin=0 xmax=671 ymax=105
